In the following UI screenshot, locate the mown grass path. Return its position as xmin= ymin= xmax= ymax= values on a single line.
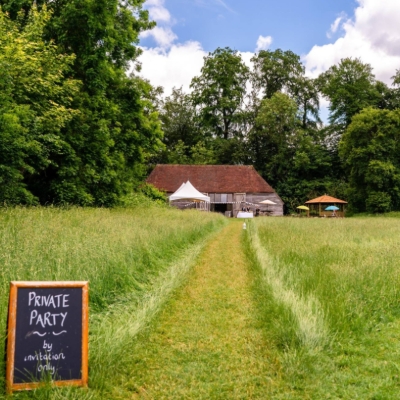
xmin=128 ymin=221 xmax=276 ymax=399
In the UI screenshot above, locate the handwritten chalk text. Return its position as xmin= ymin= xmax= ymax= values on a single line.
xmin=28 ymin=292 xmax=69 ymax=308
xmin=29 ymin=310 xmax=67 ymax=327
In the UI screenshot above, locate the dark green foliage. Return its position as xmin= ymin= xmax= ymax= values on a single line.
xmin=340 ymin=108 xmax=400 ymax=213
xmin=159 ymin=88 xmax=203 ymax=150
xmin=317 ymin=58 xmax=381 ymax=130
xmin=292 ymin=77 xmax=321 ymax=130
xmin=245 ymin=93 xmax=332 ymax=212
xmin=139 ymin=183 xmax=167 ymax=203
xmin=248 ymin=93 xmax=299 ymax=181
xmin=366 ymin=191 xmax=392 ymax=214
xmin=0 ymin=0 xmax=163 ymax=206
xmin=251 ymin=49 xmax=304 ymax=99
xmin=0 ymin=7 xmax=80 ymax=205
xmin=155 ymin=87 xmax=208 ymax=164
xmin=191 ymin=47 xmax=250 ymax=140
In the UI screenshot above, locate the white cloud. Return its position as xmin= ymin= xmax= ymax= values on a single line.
xmin=138 ymin=41 xmax=207 ymax=94
xmin=138 ymin=0 xmax=263 ymax=96
xmin=138 ymin=42 xmax=257 ymax=96
xmin=141 ymin=0 xmax=176 ymax=48
xmin=139 ymin=0 xmax=205 ymax=94
xmin=327 ymin=16 xmax=343 ymax=38
xmin=145 ymin=0 xmax=164 ymax=5
xmin=145 ymin=0 xmax=171 ymax=22
xmin=255 ymin=35 xmax=273 ymax=52
xmin=148 ymin=6 xmax=171 ymax=23
xmin=239 ymin=51 xmax=254 ymax=70
xmin=330 ymin=17 xmax=342 ymax=34
xmin=141 ymin=26 xmax=177 ymax=48
xmin=304 ymin=0 xmax=400 ymax=85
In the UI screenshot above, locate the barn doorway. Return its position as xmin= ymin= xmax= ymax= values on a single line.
xmin=214 ymin=203 xmax=228 ymax=214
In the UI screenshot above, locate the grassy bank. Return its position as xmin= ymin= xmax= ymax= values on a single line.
xmin=247 ymin=217 xmax=400 ymax=398
xmin=0 ymin=206 xmax=226 ymax=398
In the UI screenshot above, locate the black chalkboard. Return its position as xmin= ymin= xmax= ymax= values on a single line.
xmin=6 ymin=282 xmax=88 ymax=392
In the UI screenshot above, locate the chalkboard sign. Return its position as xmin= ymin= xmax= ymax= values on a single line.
xmin=6 ymin=281 xmax=88 ymax=392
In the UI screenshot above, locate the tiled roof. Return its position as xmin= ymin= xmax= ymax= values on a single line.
xmin=146 ymin=165 xmax=275 ymax=193
xmin=305 ymin=195 xmax=348 ymax=204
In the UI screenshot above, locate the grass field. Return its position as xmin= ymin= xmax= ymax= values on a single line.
xmin=247 ymin=217 xmax=400 ymax=398
xmin=2 ymin=210 xmax=400 ymax=399
xmin=0 ymin=205 xmax=226 ymax=399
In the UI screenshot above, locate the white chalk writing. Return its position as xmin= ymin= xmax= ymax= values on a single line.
xmin=29 ymin=310 xmax=67 ymax=327
xmin=28 ymin=292 xmax=69 ymax=308
xmin=24 ymin=351 xmax=66 ymax=362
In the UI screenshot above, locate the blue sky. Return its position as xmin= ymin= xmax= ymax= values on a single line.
xmin=138 ymin=0 xmax=400 ymax=97
xmin=141 ymin=0 xmax=357 ymax=55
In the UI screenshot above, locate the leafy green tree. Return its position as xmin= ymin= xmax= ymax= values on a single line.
xmin=160 ymin=88 xmax=202 ymax=148
xmin=317 ymin=58 xmax=381 ymax=130
xmin=388 ymin=70 xmax=400 ymax=109
xmin=190 ymin=141 xmax=216 ymax=165
xmin=246 ymin=92 xmax=332 ymax=212
xmin=339 ymin=107 xmax=400 ymax=212
xmin=0 ymin=0 xmax=163 ymax=205
xmin=166 ymin=140 xmax=190 ymax=165
xmin=292 ymin=77 xmax=321 ymax=130
xmin=248 ymin=92 xmax=299 ymax=180
xmin=373 ymin=80 xmax=399 ymax=110
xmin=0 ymin=6 xmax=80 ymax=204
xmin=251 ymin=49 xmax=304 ymax=99
xmin=393 ymin=70 xmax=400 ymax=86
xmin=165 ymin=140 xmax=216 ymax=165
xmin=190 ymin=47 xmax=250 ymax=141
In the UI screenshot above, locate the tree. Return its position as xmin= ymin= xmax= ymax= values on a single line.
xmin=339 ymin=107 xmax=400 ymax=212
xmin=160 ymin=88 xmax=202 ymax=147
xmin=388 ymin=70 xmax=400 ymax=109
xmin=251 ymin=49 xmax=304 ymax=99
xmin=0 ymin=6 xmax=80 ymax=204
xmin=292 ymin=77 xmax=321 ymax=130
xmin=246 ymin=92 xmax=332 ymax=213
xmin=0 ymin=0 xmax=163 ymax=205
xmin=317 ymin=58 xmax=381 ymax=130
xmin=190 ymin=47 xmax=249 ymax=141
xmin=247 ymin=92 xmax=298 ymax=181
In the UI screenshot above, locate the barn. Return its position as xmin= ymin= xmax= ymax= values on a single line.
xmin=146 ymin=165 xmax=284 ymax=216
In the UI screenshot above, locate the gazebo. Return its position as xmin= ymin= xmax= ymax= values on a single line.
xmin=305 ymin=195 xmax=347 ymax=217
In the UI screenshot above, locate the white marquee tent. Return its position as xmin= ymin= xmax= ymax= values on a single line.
xmin=169 ymin=181 xmax=210 ymax=210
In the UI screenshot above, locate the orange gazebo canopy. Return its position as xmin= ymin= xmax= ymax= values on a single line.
xmin=305 ymin=195 xmax=347 ymax=204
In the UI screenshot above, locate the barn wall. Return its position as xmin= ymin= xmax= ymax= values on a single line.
xmin=246 ymin=193 xmax=284 ymax=216
xmin=167 ymin=191 xmax=284 ymax=216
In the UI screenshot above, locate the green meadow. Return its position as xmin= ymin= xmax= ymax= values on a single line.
xmin=1 ymin=209 xmax=400 ymax=398
xmin=248 ymin=217 xmax=400 ymax=399
xmin=0 ymin=205 xmax=226 ymax=398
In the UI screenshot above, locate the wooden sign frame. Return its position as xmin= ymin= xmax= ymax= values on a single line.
xmin=6 ymin=281 xmax=89 ymax=393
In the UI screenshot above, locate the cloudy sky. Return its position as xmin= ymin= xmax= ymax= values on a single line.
xmin=138 ymin=0 xmax=400 ymax=97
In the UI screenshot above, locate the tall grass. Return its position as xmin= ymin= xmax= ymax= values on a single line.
xmin=0 ymin=205 xmax=226 ymax=398
xmin=247 ymin=217 xmax=400 ymax=398
xmin=248 ymin=222 xmax=328 ymax=349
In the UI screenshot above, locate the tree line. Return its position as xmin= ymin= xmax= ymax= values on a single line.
xmin=0 ymin=0 xmax=162 ymax=206
xmin=154 ymin=48 xmax=400 ymax=214
xmin=1 ymin=2 xmax=400 ymax=213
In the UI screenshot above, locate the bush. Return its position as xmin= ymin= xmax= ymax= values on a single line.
xmin=366 ymin=191 xmax=391 ymax=214
xmin=120 ymin=184 xmax=167 ymax=207
xmin=139 ymin=183 xmax=167 ymax=202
